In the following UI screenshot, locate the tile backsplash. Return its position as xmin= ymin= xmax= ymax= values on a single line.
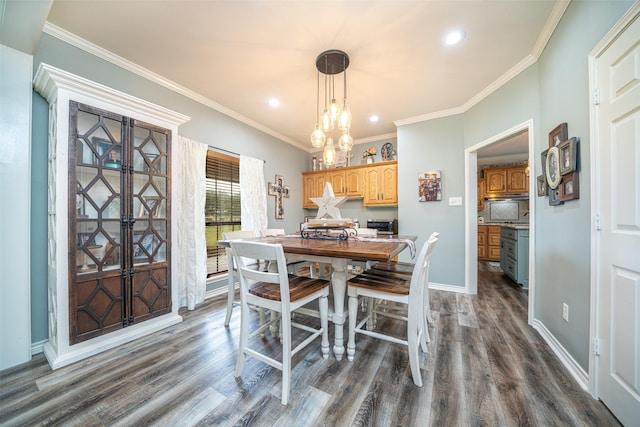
xmin=478 ymin=199 xmax=529 ymax=223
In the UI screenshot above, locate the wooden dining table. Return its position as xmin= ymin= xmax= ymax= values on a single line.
xmin=218 ymin=233 xmax=417 ymax=360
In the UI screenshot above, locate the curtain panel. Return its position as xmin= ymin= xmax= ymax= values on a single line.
xmin=240 ymin=155 xmax=268 ymax=232
xmin=176 ymin=135 xmax=208 ymax=310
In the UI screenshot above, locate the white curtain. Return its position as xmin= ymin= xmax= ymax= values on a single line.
xmin=176 ymin=135 xmax=208 ymax=310
xmin=240 ymin=155 xmax=268 ymax=232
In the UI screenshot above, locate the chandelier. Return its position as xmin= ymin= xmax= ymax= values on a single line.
xmin=310 ymin=49 xmax=353 ymax=166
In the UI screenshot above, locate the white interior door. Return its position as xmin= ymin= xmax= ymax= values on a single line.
xmin=594 ymin=6 xmax=640 ymax=426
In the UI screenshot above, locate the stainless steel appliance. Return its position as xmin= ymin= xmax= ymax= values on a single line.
xmin=367 ymin=219 xmax=398 ymax=235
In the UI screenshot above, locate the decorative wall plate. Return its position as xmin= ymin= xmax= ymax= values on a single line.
xmin=381 ymin=142 xmax=395 ymax=161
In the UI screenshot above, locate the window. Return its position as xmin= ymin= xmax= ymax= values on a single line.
xmin=205 ymin=150 xmax=241 ymax=276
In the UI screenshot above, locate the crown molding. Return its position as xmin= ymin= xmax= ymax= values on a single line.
xmin=42 ymin=22 xmax=310 ymax=152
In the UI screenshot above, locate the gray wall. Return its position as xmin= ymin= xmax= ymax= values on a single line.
xmin=30 ymin=33 xmax=311 ymax=343
xmin=395 ymin=0 xmax=634 ymax=371
xmin=533 ymin=0 xmax=633 ymax=370
xmin=398 ymin=115 xmax=466 ymax=287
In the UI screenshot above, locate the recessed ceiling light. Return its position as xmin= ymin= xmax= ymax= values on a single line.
xmin=369 ymin=115 xmax=379 ymax=123
xmin=444 ymin=30 xmax=466 ymax=46
xmin=268 ymin=98 xmax=280 ymax=108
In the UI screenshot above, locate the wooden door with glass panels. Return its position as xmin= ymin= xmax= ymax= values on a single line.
xmin=70 ymin=101 xmax=171 ymax=344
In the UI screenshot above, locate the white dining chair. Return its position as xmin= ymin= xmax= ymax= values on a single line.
xmin=222 ymin=230 xmax=259 ymax=327
xmin=230 ymin=240 xmax=330 ymax=405
xmin=259 ymin=228 xmax=315 ymax=276
xmin=367 ymin=232 xmax=440 ymax=329
xmin=346 ymin=234 xmax=439 ymax=387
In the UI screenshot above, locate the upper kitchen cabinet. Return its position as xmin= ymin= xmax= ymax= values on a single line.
xmin=301 ymin=162 xmax=374 ymax=208
xmin=483 ymin=165 xmax=529 ymax=196
xmin=363 ymin=161 xmax=398 ymax=206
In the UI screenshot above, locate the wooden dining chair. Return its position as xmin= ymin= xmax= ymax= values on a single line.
xmin=367 ymin=232 xmax=440 ymax=329
xmin=230 ymin=240 xmax=330 ymax=405
xmin=222 ymin=230 xmax=259 ymax=327
xmin=346 ymin=234 xmax=439 ymax=387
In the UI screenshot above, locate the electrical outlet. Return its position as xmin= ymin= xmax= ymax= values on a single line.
xmin=562 ymin=303 xmax=569 ymax=322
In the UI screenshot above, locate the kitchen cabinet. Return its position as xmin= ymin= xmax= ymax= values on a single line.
xmin=500 ymin=226 xmax=529 ymax=288
xmin=477 ymin=178 xmax=485 ymax=210
xmin=329 ymin=167 xmax=364 ymax=198
xmin=363 ymin=161 xmax=398 ymax=206
xmin=482 ymin=165 xmax=529 ymax=196
xmin=302 ymin=161 xmax=395 ymax=208
xmin=478 ymin=225 xmax=500 ymax=261
xmin=302 ymin=170 xmax=327 ymax=208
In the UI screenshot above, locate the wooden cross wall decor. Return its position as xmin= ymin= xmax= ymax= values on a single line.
xmin=268 ymin=174 xmax=290 ymax=219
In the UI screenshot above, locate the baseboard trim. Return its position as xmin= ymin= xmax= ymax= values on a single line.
xmin=531 ymin=319 xmax=589 ymax=391
xmin=429 ymin=282 xmax=466 ymax=293
xmin=31 ymin=339 xmax=47 ymax=356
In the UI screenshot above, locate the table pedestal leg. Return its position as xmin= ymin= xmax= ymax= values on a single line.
xmin=330 ymin=258 xmax=348 ymax=361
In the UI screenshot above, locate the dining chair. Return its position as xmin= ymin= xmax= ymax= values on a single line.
xmin=346 ymin=234 xmax=439 ymax=387
xmin=230 ymin=240 xmax=330 ymax=405
xmin=367 ymin=232 xmax=440 ymax=327
xmin=222 ymin=230 xmax=259 ymax=327
xmin=259 ymin=228 xmax=315 ymax=277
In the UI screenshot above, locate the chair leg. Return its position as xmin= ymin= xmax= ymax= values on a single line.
xmin=234 ymin=299 xmax=249 ymax=377
xmin=347 ymin=294 xmax=358 ymax=362
xmin=280 ymin=311 xmax=292 ymax=405
xmin=319 ymin=294 xmax=329 ymax=359
xmin=224 ymin=275 xmax=235 ymax=327
xmin=407 ymin=314 xmax=423 ymax=387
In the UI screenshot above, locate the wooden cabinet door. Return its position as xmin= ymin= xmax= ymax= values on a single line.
xmin=302 ymin=171 xmax=326 ymax=208
xmin=328 ymin=170 xmax=346 ymax=195
xmin=485 ymin=168 xmax=507 ymax=194
xmin=363 ymin=162 xmax=397 ymax=206
xmin=477 ymin=178 xmax=485 ymax=210
xmin=507 ymin=167 xmax=528 ymax=193
xmin=70 ymin=102 xmax=171 ymax=344
xmin=344 ymin=168 xmax=364 ymax=197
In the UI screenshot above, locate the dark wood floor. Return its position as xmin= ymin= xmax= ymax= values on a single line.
xmin=1 ymin=263 xmax=620 ymax=426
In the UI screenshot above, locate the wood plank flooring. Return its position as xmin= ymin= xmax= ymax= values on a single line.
xmin=0 ymin=263 xmax=620 ymax=426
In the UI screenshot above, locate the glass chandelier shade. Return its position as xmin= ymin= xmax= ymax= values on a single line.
xmin=310 ymin=49 xmax=352 ymax=165
xmin=310 ymin=124 xmax=326 ymax=148
xmin=338 ymin=131 xmax=353 ymax=151
xmin=323 ymin=137 xmax=336 ymax=166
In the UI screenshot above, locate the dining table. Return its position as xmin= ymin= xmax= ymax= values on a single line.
xmin=218 ymin=233 xmax=417 ymax=361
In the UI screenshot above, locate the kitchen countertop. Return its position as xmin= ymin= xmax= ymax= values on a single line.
xmin=479 ymin=223 xmax=529 ymax=229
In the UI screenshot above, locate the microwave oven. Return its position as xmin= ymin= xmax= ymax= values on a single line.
xmin=366 ymin=219 xmax=398 ymax=235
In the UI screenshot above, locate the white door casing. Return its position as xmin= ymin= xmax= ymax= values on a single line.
xmin=590 ymin=4 xmax=640 ymax=426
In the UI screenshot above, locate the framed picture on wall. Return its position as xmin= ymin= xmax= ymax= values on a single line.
xmin=548 ymin=122 xmax=568 ymax=148
xmin=559 ymin=172 xmax=580 ymax=201
xmin=559 ymin=137 xmax=578 ymax=175
xmin=537 ymin=175 xmax=547 ymax=197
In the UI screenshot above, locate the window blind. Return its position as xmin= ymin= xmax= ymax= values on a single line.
xmin=205 ymin=150 xmax=241 ymax=276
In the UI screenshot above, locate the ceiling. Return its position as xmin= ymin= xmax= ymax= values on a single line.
xmin=38 ymin=1 xmax=565 ymax=153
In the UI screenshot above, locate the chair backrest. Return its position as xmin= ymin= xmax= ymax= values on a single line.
xmin=230 ymin=240 xmax=292 ymax=307
xmin=408 ymin=234 xmax=439 ymax=309
xmin=223 ymin=230 xmax=259 ymax=269
xmin=260 ymin=228 xmax=285 ymax=237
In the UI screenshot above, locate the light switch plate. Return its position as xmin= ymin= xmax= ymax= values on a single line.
xmin=449 ymin=197 xmax=462 ymax=206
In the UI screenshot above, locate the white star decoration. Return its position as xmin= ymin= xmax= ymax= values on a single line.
xmin=311 ymin=183 xmax=348 ymax=219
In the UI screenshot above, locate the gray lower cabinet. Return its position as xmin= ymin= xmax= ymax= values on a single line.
xmin=500 ymin=226 xmax=529 ymax=289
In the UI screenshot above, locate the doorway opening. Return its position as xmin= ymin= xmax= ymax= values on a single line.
xmin=464 ymin=120 xmax=535 ymax=324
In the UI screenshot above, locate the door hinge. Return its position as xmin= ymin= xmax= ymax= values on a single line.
xmin=595 ymin=213 xmax=601 ymax=231
xmin=594 ymin=337 xmax=600 ymax=356
xmin=593 ymin=88 xmax=600 ymax=106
